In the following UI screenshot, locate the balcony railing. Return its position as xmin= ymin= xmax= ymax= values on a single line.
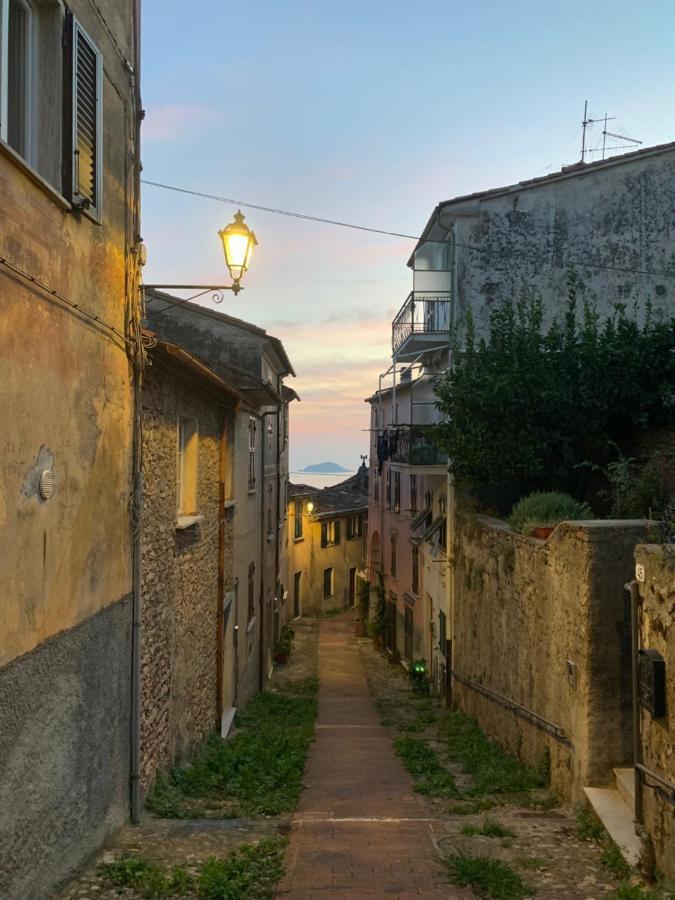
xmin=392 ymin=292 xmax=452 ymax=355
xmin=390 ymin=425 xmax=448 ymax=467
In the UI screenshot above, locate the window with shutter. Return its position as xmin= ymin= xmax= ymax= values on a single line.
xmin=64 ymin=13 xmax=102 ymax=217
xmin=247 ymin=418 xmax=257 ymax=489
xmin=321 ymin=522 xmax=328 ymax=547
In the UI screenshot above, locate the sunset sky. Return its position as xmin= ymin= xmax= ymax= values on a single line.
xmin=141 ymin=0 xmax=675 ymax=471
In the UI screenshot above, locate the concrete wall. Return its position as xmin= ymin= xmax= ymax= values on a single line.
xmin=0 ymin=596 xmax=132 ymax=899
xmin=140 ymin=362 xmax=234 ymax=792
xmin=437 ymin=148 xmax=675 ymax=346
xmin=0 ymin=0 xmax=139 ymax=894
xmin=454 ymin=514 xmax=651 ymax=803
xmin=635 ymin=544 xmax=675 ymax=878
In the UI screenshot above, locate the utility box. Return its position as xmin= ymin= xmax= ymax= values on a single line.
xmin=639 ymin=649 xmax=666 ymax=718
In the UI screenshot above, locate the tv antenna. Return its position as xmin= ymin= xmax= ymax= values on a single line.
xmin=580 ymin=101 xmax=642 ymax=162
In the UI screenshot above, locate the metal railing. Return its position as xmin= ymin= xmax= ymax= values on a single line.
xmin=390 ymin=425 xmax=448 ymax=467
xmin=392 ymin=292 xmax=452 ymax=354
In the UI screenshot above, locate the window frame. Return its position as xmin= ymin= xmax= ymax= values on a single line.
xmin=1 ymin=0 xmax=38 ymax=165
xmin=294 ymin=499 xmax=303 ymax=540
xmin=320 ymin=519 xmax=341 ymax=547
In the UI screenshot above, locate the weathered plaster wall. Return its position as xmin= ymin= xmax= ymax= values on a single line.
xmin=0 ymin=596 xmax=132 ymax=900
xmin=141 ymin=364 xmax=233 ymax=791
xmin=635 ymin=544 xmax=675 ymax=878
xmin=287 ymin=511 xmax=367 ymax=615
xmin=443 ymin=150 xmax=675 ymax=345
xmin=454 ymin=515 xmax=650 ymax=803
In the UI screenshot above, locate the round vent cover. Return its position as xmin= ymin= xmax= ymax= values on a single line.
xmin=39 ymin=469 xmax=55 ymax=500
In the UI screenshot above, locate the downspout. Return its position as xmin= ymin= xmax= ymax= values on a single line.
xmin=258 ymin=412 xmax=266 ymax=692
xmin=129 ymin=0 xmax=143 ymax=825
xmin=275 ymin=401 xmax=282 ymax=634
xmin=445 ymin=229 xmax=457 ymax=708
xmin=216 ymin=412 xmax=226 ymax=726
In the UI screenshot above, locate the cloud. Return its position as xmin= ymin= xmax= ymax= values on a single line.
xmin=143 ymin=104 xmax=217 ymax=142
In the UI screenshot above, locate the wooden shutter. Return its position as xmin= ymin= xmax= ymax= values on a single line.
xmin=321 ymin=522 xmax=328 ymax=547
xmin=334 ymin=520 xmax=341 ymax=545
xmin=64 ymin=13 xmax=102 ymax=215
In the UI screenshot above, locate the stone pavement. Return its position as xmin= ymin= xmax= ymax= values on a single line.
xmin=278 ymin=614 xmax=459 ymax=899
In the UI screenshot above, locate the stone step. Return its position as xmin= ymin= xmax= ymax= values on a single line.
xmin=584 ymin=786 xmax=641 ymax=867
xmin=614 ymin=767 xmax=635 ymax=809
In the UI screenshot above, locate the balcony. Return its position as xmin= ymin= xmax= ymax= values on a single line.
xmin=390 ymin=425 xmax=448 ymax=470
xmin=392 ymin=292 xmax=452 ymax=359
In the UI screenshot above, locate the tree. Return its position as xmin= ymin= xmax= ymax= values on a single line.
xmin=433 ymin=281 xmax=674 ymax=511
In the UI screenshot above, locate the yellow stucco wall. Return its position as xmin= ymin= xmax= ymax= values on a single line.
xmin=0 ymin=11 xmax=136 ymax=667
xmin=287 ymin=500 xmax=366 ymax=614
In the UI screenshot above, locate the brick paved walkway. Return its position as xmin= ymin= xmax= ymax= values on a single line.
xmin=278 ymin=614 xmax=456 ymax=899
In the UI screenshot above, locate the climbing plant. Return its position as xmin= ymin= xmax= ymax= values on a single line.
xmin=433 ymin=276 xmax=674 ymax=511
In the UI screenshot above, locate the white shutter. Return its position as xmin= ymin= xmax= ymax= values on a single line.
xmin=65 ymin=13 xmax=102 ymax=217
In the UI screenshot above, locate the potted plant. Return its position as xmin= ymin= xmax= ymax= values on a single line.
xmin=273 ymin=625 xmax=294 ymax=664
xmin=508 ymin=491 xmax=592 ymax=539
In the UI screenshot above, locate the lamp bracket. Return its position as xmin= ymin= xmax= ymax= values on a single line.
xmin=143 ymin=283 xmax=243 ymax=297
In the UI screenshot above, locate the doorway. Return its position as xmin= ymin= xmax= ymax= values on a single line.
xmin=293 ymin=571 xmax=302 ymax=618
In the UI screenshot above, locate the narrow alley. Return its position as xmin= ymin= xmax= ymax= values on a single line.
xmin=280 ymin=614 xmax=450 ymax=898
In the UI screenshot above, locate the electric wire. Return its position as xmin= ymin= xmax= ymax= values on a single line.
xmin=0 ymin=255 xmax=132 ymax=349
xmin=141 ymin=178 xmax=675 ymax=281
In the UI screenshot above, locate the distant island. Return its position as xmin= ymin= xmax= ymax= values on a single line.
xmin=302 ymin=462 xmax=349 ymax=473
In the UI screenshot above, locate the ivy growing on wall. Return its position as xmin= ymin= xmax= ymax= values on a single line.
xmin=433 ymin=275 xmax=675 ymax=511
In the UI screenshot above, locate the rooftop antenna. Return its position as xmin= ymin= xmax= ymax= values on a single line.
xmin=580 ymin=102 xmax=642 ymax=161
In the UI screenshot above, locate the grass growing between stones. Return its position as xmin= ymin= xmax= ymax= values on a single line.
xmin=393 ymin=736 xmax=458 ymax=797
xmin=460 ymin=817 xmax=515 ymax=839
xmin=446 ymin=853 xmax=533 ymax=899
xmin=146 ymin=683 xmax=318 ymax=819
xmin=575 ymin=803 xmax=632 ymax=880
xmin=99 ymin=837 xmax=286 ymax=899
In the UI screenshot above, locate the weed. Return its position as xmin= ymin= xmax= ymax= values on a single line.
xmin=609 ymin=883 xmax=674 ymax=900
xmin=99 ymin=855 xmax=194 ymax=898
xmin=197 ymin=837 xmax=286 ymax=899
xmin=441 ymin=713 xmax=546 ymax=796
xmin=602 ymin=840 xmax=632 ymax=879
xmin=447 ymin=797 xmax=499 ymax=816
xmin=460 ymin=817 xmax=515 ymax=839
xmin=394 ymin=736 xmax=457 ymax=797
xmin=146 ymin=686 xmax=317 ymax=819
xmin=575 ymin=802 xmax=605 ymax=843
xmin=515 ymin=857 xmax=547 ymax=871
xmin=446 ymin=853 xmax=532 ymax=899
xmin=99 ymin=838 xmax=286 ymax=900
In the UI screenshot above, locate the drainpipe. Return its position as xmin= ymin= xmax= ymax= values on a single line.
xmin=258 ymin=412 xmax=266 ymax=692
xmin=445 ymin=228 xmax=457 ymax=708
xmin=129 ymin=0 xmax=143 ymax=826
xmin=216 ymin=415 xmax=227 ymax=726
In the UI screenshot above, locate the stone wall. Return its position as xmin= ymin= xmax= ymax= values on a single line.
xmin=635 ymin=544 xmax=675 ymax=878
xmin=141 ymin=362 xmax=233 ymax=792
xmin=454 ymin=514 xmax=651 ymax=803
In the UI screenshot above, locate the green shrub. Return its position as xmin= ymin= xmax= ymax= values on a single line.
xmin=508 ymin=491 xmax=592 ymax=535
xmin=446 ymin=854 xmax=532 ymax=899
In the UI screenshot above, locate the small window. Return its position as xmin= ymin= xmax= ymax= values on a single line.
xmin=177 ymin=417 xmax=198 ymax=516
xmin=294 ymin=500 xmax=303 ymax=539
xmin=411 ymin=545 xmax=420 ymax=595
xmin=390 ymin=533 xmax=397 ymax=577
xmin=323 ymin=567 xmax=334 ymax=599
xmin=247 ymin=418 xmax=257 ymax=489
xmin=321 ymin=520 xmax=340 ymax=547
xmin=409 ymin=474 xmax=417 ymax=515
xmin=247 ymin=561 xmax=255 ymax=622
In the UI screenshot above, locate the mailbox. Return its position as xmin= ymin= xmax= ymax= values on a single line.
xmin=639 ymin=649 xmax=666 ymax=718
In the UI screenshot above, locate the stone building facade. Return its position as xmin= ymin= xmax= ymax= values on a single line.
xmin=0 ymin=0 xmax=141 ymax=895
xmin=140 ymin=335 xmax=239 ymax=792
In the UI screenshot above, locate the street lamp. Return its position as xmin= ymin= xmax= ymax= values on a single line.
xmin=143 ymin=210 xmax=258 ymax=298
xmin=307 ymin=501 xmax=315 ymax=514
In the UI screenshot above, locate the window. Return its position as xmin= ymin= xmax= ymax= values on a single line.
xmin=65 ymin=14 xmax=102 ymax=215
xmin=386 ymin=467 xmax=391 ymax=508
xmin=3 ymin=0 xmax=33 ymax=159
xmin=409 ymin=474 xmax=417 ymax=515
xmin=294 ymin=500 xmax=303 ymax=539
xmin=293 ymin=571 xmax=301 ymax=617
xmin=347 ymin=515 xmax=363 ymax=540
xmin=411 ymin=545 xmax=420 ymax=595
xmin=404 ymin=606 xmax=413 ymax=662
xmin=177 ymin=417 xmax=198 ymax=515
xmin=323 ymin=567 xmax=334 ymax=599
xmin=393 ymin=471 xmax=401 ymax=513
xmin=247 ymin=417 xmax=257 ymax=489
xmin=390 ymin=533 xmax=397 ymax=577
xmin=247 ymin=562 xmax=255 ymax=622
xmin=320 ymin=519 xmax=340 ymax=547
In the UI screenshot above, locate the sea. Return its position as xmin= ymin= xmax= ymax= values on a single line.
xmin=289 ymin=470 xmax=355 ymax=490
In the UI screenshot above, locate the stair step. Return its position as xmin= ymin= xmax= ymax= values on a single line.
xmin=584 ymin=786 xmax=640 ymax=867
xmin=614 ymin=767 xmax=635 ymax=808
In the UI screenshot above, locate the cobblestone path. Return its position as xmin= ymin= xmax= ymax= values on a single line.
xmin=278 ymin=614 xmax=457 ymax=899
